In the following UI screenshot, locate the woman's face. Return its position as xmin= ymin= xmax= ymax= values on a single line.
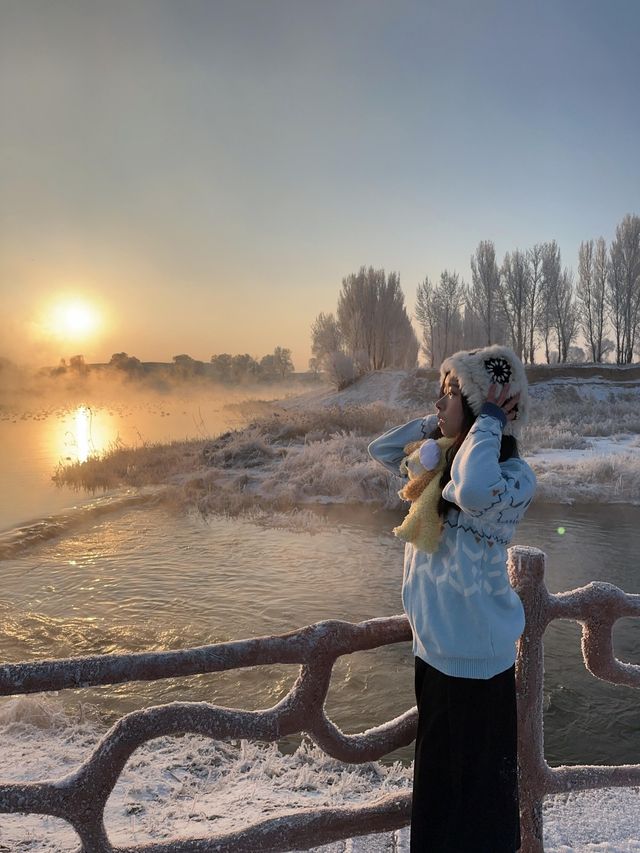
xmin=436 ymin=371 xmax=465 ymax=438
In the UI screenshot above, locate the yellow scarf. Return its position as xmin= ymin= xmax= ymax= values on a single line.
xmin=393 ymin=436 xmax=455 ymax=554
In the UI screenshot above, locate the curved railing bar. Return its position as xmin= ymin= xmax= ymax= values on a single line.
xmin=545 ymin=763 xmax=640 ymax=795
xmin=0 ymin=617 xmax=418 ymax=852
xmin=113 ymin=791 xmax=412 ymax=853
xmin=0 ymin=616 xmax=411 ymax=696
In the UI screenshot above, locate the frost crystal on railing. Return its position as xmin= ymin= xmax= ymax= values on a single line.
xmin=0 ymin=546 xmax=639 ymax=853
xmin=0 ymin=615 xmax=415 ymax=852
xmin=509 ymin=546 xmax=640 ymax=853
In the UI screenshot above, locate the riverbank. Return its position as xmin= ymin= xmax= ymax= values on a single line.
xmin=51 ymin=367 xmax=640 ymax=518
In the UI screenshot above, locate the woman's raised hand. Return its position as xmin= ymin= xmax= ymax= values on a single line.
xmin=487 ymin=382 xmax=520 ymax=422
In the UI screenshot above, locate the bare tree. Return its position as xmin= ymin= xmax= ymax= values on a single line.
xmin=552 ymin=268 xmax=579 ymax=363
xmin=558 ymin=269 xmax=580 ymax=362
xmin=469 ymin=241 xmax=502 ymax=346
xmin=499 ymin=249 xmax=529 ymax=360
xmin=607 ymin=214 xmax=640 ymax=364
xmin=415 ymin=277 xmax=436 ymax=367
xmin=525 ymin=244 xmax=544 ymax=363
xmin=415 ymin=272 xmax=465 ymax=366
xmin=460 ymin=300 xmax=486 ymax=351
xmin=593 ymin=238 xmax=610 ymax=362
xmin=322 ymin=350 xmax=356 ymax=390
xmin=311 ymin=313 xmax=343 ymax=364
xmin=434 ymin=271 xmax=465 ymax=363
xmin=337 ymin=266 xmax=417 ymax=370
xmin=388 ymin=314 xmax=420 ymax=369
xmin=272 ymin=346 xmax=295 ymax=379
xmin=577 ymin=239 xmax=608 ymax=362
xmin=539 ymin=242 xmax=561 ymax=363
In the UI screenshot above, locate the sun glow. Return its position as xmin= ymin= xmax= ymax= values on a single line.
xmin=50 ymin=299 xmax=101 ymax=341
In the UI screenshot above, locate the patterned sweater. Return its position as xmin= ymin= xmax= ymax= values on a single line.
xmin=368 ymin=410 xmax=536 ymax=679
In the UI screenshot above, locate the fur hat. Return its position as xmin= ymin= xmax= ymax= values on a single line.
xmin=439 ymin=344 xmax=529 ymax=438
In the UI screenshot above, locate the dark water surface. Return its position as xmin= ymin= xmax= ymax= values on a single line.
xmin=1 ymin=499 xmax=638 ymax=768
xmin=515 ymin=502 xmax=640 ymax=767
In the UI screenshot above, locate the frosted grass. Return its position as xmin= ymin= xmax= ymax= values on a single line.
xmin=53 ymin=388 xmax=640 ymax=516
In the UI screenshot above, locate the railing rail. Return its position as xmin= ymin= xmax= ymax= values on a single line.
xmin=512 ymin=546 xmax=640 ymax=851
xmin=0 ymin=545 xmax=639 ymax=852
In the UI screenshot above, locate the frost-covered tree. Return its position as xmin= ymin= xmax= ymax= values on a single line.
xmin=434 ymin=271 xmax=464 ymax=363
xmin=337 ymin=266 xmax=417 ymax=370
xmin=415 ymin=277 xmax=437 ymax=367
xmin=323 ymin=350 xmax=357 ymax=390
xmin=469 ymin=241 xmax=502 ymax=346
xmin=415 ymin=272 xmax=466 ymax=366
xmin=310 ymin=312 xmax=343 ymax=364
xmin=539 ymin=242 xmax=579 ymax=363
xmin=271 ymin=346 xmax=295 ymax=379
xmin=567 ymin=345 xmax=586 ymax=363
xmin=607 ymin=214 xmax=640 ymax=364
xmin=539 ymin=242 xmax=569 ymax=362
xmin=524 ymin=244 xmax=544 ymax=364
xmin=499 ymin=249 xmax=529 ymax=360
xmin=460 ymin=301 xmax=486 ymax=352
xmin=576 ymin=239 xmax=609 ymax=363
xmin=555 ymin=269 xmax=579 ymax=363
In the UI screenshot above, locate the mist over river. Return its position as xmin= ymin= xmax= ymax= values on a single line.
xmin=1 ymin=389 xmax=639 ymax=769
xmin=0 ymin=385 xmax=274 ymax=530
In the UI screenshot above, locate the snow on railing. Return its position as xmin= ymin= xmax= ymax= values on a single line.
xmin=0 ymin=545 xmax=638 ymax=852
xmin=513 ymin=546 xmax=640 ymax=852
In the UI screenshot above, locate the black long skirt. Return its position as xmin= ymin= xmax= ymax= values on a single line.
xmin=410 ymin=657 xmax=521 ymax=853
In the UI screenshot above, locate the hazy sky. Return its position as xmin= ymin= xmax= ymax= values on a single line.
xmin=2 ymin=0 xmax=639 ymax=369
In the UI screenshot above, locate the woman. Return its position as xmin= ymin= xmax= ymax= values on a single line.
xmin=368 ymin=345 xmax=536 ymax=852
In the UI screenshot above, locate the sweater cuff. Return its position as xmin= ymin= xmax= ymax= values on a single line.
xmin=480 ymin=401 xmax=507 ymax=428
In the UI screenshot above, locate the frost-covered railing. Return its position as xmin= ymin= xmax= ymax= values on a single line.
xmin=0 ymin=546 xmax=639 ymax=852
xmin=514 ymin=546 xmax=640 ymax=852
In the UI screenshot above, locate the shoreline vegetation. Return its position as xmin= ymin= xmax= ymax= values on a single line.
xmin=52 ymin=367 xmax=640 ymax=512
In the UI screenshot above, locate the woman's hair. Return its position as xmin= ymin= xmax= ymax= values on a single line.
xmin=430 ymin=383 xmax=519 ymax=519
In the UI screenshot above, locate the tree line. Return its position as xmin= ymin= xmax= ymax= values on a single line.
xmin=47 ymin=347 xmax=296 ymax=383
xmin=311 ymin=213 xmax=640 ymax=385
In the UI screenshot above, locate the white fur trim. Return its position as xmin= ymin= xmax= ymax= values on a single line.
xmin=439 ymin=345 xmax=529 ymax=438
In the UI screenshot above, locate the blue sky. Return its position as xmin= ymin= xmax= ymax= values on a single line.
xmin=1 ymin=0 xmax=639 ymax=367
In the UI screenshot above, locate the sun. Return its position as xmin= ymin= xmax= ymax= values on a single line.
xmin=50 ymin=299 xmax=101 ymax=341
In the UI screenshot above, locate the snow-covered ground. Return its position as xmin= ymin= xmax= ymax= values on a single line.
xmin=1 ymin=697 xmax=639 ymax=852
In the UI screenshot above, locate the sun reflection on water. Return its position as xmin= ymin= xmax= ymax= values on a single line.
xmin=75 ymin=406 xmax=92 ymax=462
xmin=50 ymin=406 xmax=120 ymax=465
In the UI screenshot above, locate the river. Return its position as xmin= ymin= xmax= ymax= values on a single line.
xmin=1 ymin=394 xmax=639 ymax=768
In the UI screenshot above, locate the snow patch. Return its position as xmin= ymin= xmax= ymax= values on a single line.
xmin=1 ymin=702 xmax=640 ymax=851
